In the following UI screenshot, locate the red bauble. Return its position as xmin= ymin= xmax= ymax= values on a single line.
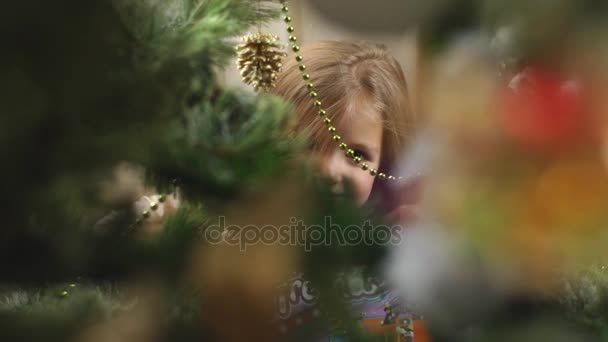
xmin=499 ymin=67 xmax=586 ymax=152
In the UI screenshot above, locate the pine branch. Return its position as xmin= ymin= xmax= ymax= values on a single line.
xmin=145 ymin=90 xmax=302 ymax=201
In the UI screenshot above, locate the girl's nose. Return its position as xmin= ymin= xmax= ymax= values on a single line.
xmin=329 ymin=176 xmax=344 ymax=195
xmin=321 ymin=150 xmax=345 ymax=194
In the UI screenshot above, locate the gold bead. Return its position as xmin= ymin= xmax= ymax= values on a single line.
xmin=284 ymin=16 xmax=292 ymax=23
xmin=296 ymin=55 xmax=303 ymax=62
xmin=307 ymin=82 xmax=314 ymax=89
xmin=60 ymin=291 xmax=69 ymax=297
xmin=333 ymin=135 xmax=341 ymax=141
xmin=314 ymin=100 xmax=321 ymax=107
xmin=281 ymin=5 xmax=289 ymax=12
xmin=353 ymin=156 xmax=361 ymax=164
xmin=361 ymin=163 xmax=369 ymax=171
xmin=303 ymin=74 xmax=311 ymax=80
xmin=346 ymin=149 xmax=355 ymax=157
xmin=310 ymin=91 xmax=318 ymax=98
xmin=319 ymin=109 xmax=326 ymax=116
xmin=378 ymin=173 xmax=386 ymax=180
xmin=150 ymin=202 xmax=158 ymax=211
xmin=142 ymin=210 xmax=150 ymax=218
xmin=328 ymin=126 xmax=336 ymax=133
xmin=292 ymin=45 xmax=300 ymax=52
xmin=158 ymin=194 xmax=166 ymax=203
xmin=370 ymin=169 xmax=377 ymax=176
xmin=299 ymin=64 xmax=307 ymax=71
xmin=287 ymin=26 xmax=295 ymax=33
xmin=289 ymin=35 xmax=297 ymax=42
xmin=339 ymin=142 xmax=347 ymax=150
xmin=323 ymin=118 xmax=331 ymax=124
xmin=388 ymin=176 xmax=396 ymax=181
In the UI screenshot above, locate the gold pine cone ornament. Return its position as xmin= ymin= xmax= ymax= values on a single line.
xmin=236 ymin=33 xmax=287 ymax=92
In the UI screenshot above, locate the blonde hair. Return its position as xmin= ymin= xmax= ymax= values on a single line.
xmin=272 ymin=40 xmax=414 ymax=174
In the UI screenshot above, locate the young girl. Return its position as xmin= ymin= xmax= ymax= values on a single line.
xmin=272 ymin=40 xmax=418 ymax=224
xmin=271 ymin=41 xmax=426 ymax=341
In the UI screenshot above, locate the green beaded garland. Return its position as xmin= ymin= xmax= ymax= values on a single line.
xmin=319 ymin=109 xmax=326 ymax=116
xmin=289 ymin=35 xmax=297 ymax=42
xmin=310 ymin=91 xmax=318 ymax=98
xmin=307 ymin=83 xmax=314 ymax=89
xmin=284 ymin=16 xmax=292 ymax=23
xmin=333 ymin=135 xmax=341 ymax=141
xmin=292 ymin=45 xmax=300 ymax=52
xmin=296 ymin=55 xmax=303 ymax=62
xmin=299 ymin=64 xmax=306 ymax=71
xmin=314 ymin=100 xmax=321 ymax=107
xmin=287 ymin=26 xmax=295 ymax=33
xmin=323 ymin=118 xmax=331 ymax=124
xmin=303 ymin=74 xmax=311 ymax=80
xmin=339 ymin=142 xmax=348 ymax=150
xmin=328 ymin=126 xmax=336 ymax=133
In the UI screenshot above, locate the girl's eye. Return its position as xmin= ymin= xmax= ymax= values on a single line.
xmin=352 ymin=149 xmax=366 ymax=160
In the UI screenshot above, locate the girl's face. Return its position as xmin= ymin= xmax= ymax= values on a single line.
xmin=318 ymin=99 xmax=383 ymax=205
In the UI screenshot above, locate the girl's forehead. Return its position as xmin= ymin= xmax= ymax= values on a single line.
xmin=311 ymin=92 xmax=384 ymax=156
xmin=342 ymin=94 xmax=383 ymax=126
xmin=338 ymin=96 xmax=383 ymax=141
